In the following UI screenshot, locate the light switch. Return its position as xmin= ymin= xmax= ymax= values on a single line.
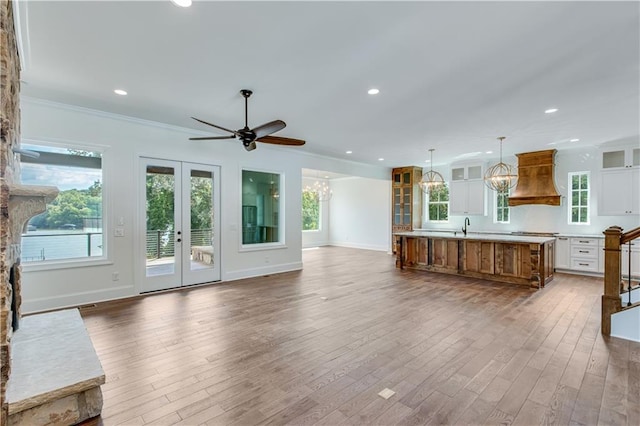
xmin=114 ymin=228 xmax=124 ymax=237
xmin=117 ymin=216 xmax=125 ymax=226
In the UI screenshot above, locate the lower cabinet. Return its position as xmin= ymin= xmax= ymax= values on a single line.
xmin=555 ymin=236 xmax=603 ymax=274
xmin=396 ymin=235 xmax=553 ymax=287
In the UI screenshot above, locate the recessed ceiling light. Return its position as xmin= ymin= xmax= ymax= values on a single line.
xmin=324 ymin=175 xmax=329 ymax=179
xmin=368 ymin=88 xmax=380 ymax=95
xmin=425 ymin=159 xmax=431 ymax=163
xmin=544 ymin=108 xmax=558 ymax=114
xmin=114 ymin=89 xmax=127 ymax=96
xmin=570 ymin=138 xmax=580 ymax=142
xmin=378 ymin=158 xmax=384 ymax=161
xmin=171 ymin=0 xmax=192 ymax=7
xmin=346 ymin=150 xmax=353 ymax=154
xmin=485 ymin=151 xmax=493 ymax=154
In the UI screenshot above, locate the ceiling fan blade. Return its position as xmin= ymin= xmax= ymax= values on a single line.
xmin=252 ymin=120 xmax=286 ymax=139
xmin=191 ymin=117 xmax=239 ymax=136
xmin=189 ymin=135 xmax=236 ymax=141
xmin=256 ymin=135 xmax=306 ymax=146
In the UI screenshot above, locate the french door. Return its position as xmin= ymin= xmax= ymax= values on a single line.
xmin=140 ymin=158 xmax=221 ymax=292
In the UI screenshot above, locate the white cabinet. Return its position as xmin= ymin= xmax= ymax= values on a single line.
xmin=450 ymin=164 xmax=486 ymax=215
xmin=556 ymin=235 xmax=604 ymax=274
xmin=569 ymin=237 xmax=600 ymax=273
xmin=555 ymin=236 xmax=570 ymax=269
xmin=599 ymin=146 xmax=640 ymax=216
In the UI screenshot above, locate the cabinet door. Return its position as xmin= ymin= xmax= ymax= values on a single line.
xmin=449 ymin=181 xmax=467 ymax=215
xmin=631 ymin=169 xmax=639 ymax=214
xmin=402 ymin=187 xmax=412 ymax=225
xmin=393 ymin=187 xmax=402 ymax=225
xmin=555 ymin=237 xmax=570 ymax=269
xmin=466 ymin=180 xmax=485 ymax=215
xmin=599 ymin=170 xmax=631 ymax=215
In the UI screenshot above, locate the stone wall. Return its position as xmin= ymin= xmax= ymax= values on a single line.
xmin=1 ymin=0 xmax=21 ymax=423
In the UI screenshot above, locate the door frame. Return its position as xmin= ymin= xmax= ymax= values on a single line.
xmin=137 ymin=156 xmax=221 ymax=293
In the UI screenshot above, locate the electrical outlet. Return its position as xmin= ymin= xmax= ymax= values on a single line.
xmin=114 ymin=228 xmax=124 ymax=237
xmin=112 ymin=272 xmax=119 ymax=281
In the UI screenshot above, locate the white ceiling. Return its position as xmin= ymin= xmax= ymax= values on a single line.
xmin=16 ymin=1 xmax=640 ymax=168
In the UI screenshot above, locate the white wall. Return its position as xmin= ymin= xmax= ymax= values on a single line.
xmin=422 ymin=146 xmax=639 ymax=236
xmin=19 ymin=98 xmax=389 ymax=312
xmin=329 ymin=177 xmax=391 ymax=252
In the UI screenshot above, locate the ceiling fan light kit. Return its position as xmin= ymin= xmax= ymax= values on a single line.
xmin=484 ymin=136 xmax=518 ymax=192
xmin=418 ymin=148 xmax=445 ymax=194
xmin=190 ymin=89 xmax=306 ymax=152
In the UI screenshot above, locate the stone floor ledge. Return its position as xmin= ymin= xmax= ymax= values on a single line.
xmin=6 ymin=309 xmax=105 ymax=425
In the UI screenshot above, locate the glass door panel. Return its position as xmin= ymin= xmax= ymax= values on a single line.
xmin=140 ymin=158 xmax=220 ymax=292
xmin=182 ymin=164 xmax=220 ymax=286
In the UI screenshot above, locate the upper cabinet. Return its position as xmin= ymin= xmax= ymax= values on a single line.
xmin=391 ymin=166 xmax=423 ymax=232
xmin=599 ymin=146 xmax=640 ymax=216
xmin=601 ymin=146 xmax=640 ymax=169
xmin=449 ymin=163 xmax=486 ymax=215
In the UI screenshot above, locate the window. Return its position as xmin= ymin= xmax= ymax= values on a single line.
xmin=302 ymin=189 xmax=320 ymax=231
xmin=241 ymin=170 xmax=282 ymax=245
xmin=19 ymin=144 xmax=103 ymax=263
xmin=569 ymin=172 xmax=589 ymax=224
xmin=495 ymin=188 xmax=510 ymax=223
xmin=428 ymin=184 xmax=449 ymax=222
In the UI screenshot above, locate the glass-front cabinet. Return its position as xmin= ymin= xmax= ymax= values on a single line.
xmin=598 ymin=146 xmax=640 ymax=216
xmin=392 ymin=166 xmax=423 ymax=253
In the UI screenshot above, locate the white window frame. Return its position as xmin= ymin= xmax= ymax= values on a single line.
xmin=19 ymin=139 xmax=109 ymax=271
xmin=239 ymin=167 xmax=286 ymax=251
xmin=568 ymin=171 xmax=590 ymax=225
xmin=494 ymin=187 xmax=510 ymax=224
xmin=426 ymin=183 xmax=450 ymax=223
xmin=301 ymin=188 xmax=321 ymax=233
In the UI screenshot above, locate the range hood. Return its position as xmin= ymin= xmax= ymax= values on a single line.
xmin=508 ymin=149 xmax=561 ymax=206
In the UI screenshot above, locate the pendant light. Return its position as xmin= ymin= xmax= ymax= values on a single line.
xmin=419 ymin=149 xmax=445 ymax=194
xmin=304 ymin=171 xmax=332 ymax=202
xmin=484 ymin=136 xmax=518 ymax=192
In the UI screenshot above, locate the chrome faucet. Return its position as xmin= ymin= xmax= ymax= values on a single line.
xmin=462 ymin=217 xmax=470 ymax=236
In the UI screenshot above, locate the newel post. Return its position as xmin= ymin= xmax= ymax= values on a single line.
xmin=602 ymin=226 xmax=623 ymax=335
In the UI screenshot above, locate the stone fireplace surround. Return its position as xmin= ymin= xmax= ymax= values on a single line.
xmin=1 ymin=1 xmax=103 ymax=424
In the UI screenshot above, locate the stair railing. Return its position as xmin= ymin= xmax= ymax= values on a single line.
xmin=602 ymin=225 xmax=640 ymax=335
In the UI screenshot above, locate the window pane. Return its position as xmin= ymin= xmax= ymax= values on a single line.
xmin=20 ymin=145 xmax=103 ymax=262
xmin=580 ymin=174 xmax=588 ymax=189
xmin=242 ymin=170 xmax=280 ymax=244
xmin=503 ymin=209 xmax=509 ymax=222
xmin=580 ymin=190 xmax=588 ymax=206
xmin=579 ymin=207 xmax=588 ymax=223
xmin=572 ymin=191 xmax=579 ymax=206
xmin=438 ymin=204 xmax=448 ymax=221
xmin=572 ymin=175 xmax=579 ymax=190
xmin=302 ymin=190 xmax=319 ymax=231
xmin=572 ymin=207 xmax=579 ymax=223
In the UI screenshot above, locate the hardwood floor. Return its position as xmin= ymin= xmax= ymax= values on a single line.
xmin=79 ymin=246 xmax=640 ymax=425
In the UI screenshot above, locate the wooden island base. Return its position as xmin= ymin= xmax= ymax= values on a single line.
xmin=395 ymin=232 xmax=555 ymax=288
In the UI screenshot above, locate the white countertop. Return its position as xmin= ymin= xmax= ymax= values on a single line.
xmin=394 ymin=231 xmax=555 ymax=244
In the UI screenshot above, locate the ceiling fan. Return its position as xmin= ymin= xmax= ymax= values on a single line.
xmin=190 ymin=89 xmax=305 ymax=151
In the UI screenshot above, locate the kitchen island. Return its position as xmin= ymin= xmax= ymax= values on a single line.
xmin=394 ymin=231 xmax=555 ymax=288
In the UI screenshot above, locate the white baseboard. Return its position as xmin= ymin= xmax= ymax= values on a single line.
xmin=22 ymin=285 xmax=135 ymax=314
xmin=223 ymin=261 xmax=303 ymax=282
xmin=328 ymin=241 xmax=390 ymax=252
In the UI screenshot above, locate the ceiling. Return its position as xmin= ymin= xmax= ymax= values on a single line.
xmin=16 ymin=1 xmax=639 ymax=168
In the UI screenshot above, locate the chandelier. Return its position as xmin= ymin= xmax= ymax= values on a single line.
xmin=304 ymin=179 xmax=332 ymax=202
xmin=484 ymin=136 xmax=518 ymax=192
xmin=418 ymin=148 xmax=445 ymax=194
